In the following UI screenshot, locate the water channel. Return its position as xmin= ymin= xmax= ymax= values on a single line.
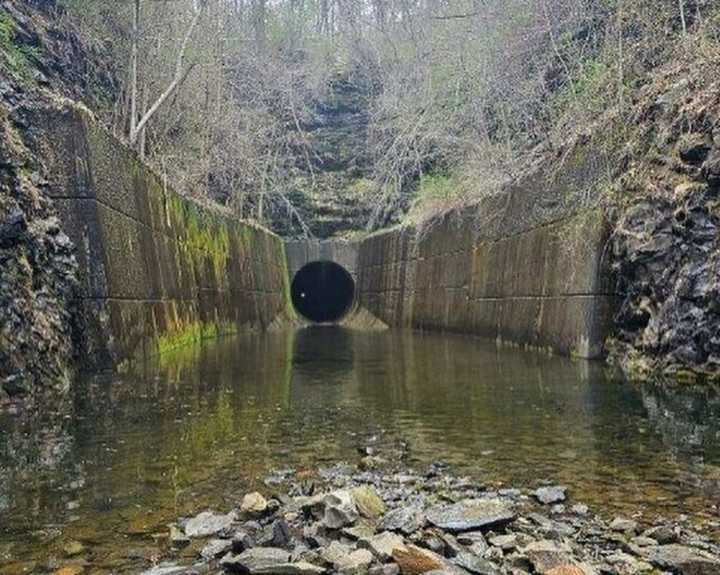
xmin=1 ymin=327 xmax=719 ymax=572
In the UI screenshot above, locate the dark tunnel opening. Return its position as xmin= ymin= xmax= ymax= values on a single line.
xmin=291 ymin=261 xmax=355 ymax=323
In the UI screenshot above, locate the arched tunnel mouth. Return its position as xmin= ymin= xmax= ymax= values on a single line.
xmin=291 ymin=261 xmax=355 ymax=323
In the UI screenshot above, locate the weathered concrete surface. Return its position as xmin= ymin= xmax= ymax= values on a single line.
xmin=34 ymin=106 xmax=291 ymax=369
xmin=355 ymin=148 xmax=617 ymax=358
xmin=285 ymin=239 xmax=359 ymax=280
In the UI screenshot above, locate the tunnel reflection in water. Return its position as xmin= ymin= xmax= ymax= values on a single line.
xmin=291 ymin=261 xmax=355 ymax=323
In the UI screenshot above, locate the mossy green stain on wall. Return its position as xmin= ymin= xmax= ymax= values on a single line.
xmin=47 ymin=106 xmax=294 ymax=369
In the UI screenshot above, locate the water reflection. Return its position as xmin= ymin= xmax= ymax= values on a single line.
xmin=1 ymin=327 xmax=719 ymax=571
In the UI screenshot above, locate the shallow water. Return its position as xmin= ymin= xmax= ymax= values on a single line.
xmin=1 ymin=327 xmax=720 ymax=572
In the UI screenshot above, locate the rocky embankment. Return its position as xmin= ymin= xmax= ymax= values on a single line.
xmin=0 ymin=0 xmax=116 ymax=404
xmin=139 ymin=458 xmax=720 ymax=575
xmin=610 ymin=64 xmax=720 ymax=383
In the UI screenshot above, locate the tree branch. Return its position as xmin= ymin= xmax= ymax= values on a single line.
xmin=130 ymin=2 xmax=205 ymax=144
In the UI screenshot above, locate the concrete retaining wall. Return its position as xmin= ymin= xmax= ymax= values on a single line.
xmin=285 ymin=239 xmax=359 ymax=280
xmin=355 ymin=142 xmax=618 ymax=358
xmin=36 ymin=106 xmax=291 ymax=369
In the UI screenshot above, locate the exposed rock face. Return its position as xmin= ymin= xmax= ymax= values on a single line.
xmin=0 ymin=82 xmax=79 ymax=403
xmin=269 ymin=74 xmax=375 ymax=238
xmin=0 ymin=0 xmax=116 ymax=403
xmin=611 ymin=71 xmax=720 ymax=382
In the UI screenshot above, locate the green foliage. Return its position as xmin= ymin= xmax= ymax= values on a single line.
xmin=417 ymin=173 xmax=457 ymax=202
xmin=0 ymin=12 xmax=39 ymax=80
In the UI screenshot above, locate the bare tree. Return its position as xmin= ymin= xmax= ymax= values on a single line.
xmin=129 ymin=0 xmax=206 ymax=146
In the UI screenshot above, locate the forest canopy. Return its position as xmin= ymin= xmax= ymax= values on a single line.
xmin=58 ymin=0 xmax=720 ymax=236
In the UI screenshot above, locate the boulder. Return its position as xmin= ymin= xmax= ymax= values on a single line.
xmin=381 ymin=506 xmax=425 ymax=535
xmin=523 ymin=541 xmax=575 ymax=574
xmin=644 ymin=544 xmax=720 ymax=575
xmin=219 ymin=547 xmax=290 ymax=573
xmin=201 ymin=538 xmax=233 ymax=559
xmin=241 ymin=493 xmax=269 ymax=517
xmin=451 ymin=551 xmax=501 ymax=575
xmin=534 ymin=486 xmax=567 ymax=505
xmin=352 ymin=486 xmax=387 ymax=519
xmin=426 ymin=499 xmax=515 ymax=533
xmin=359 ymin=531 xmax=407 ymax=562
xmin=323 ymin=491 xmax=359 ymax=529
xmin=184 ymin=511 xmax=236 ymax=538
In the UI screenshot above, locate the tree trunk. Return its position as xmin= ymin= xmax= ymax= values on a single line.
xmin=130 ymin=0 xmax=140 ymax=141
xmin=130 ymin=2 xmax=205 ymax=145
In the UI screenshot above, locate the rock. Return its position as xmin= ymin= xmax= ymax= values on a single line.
xmin=242 ymin=493 xmax=269 ymax=516
xmin=321 ymin=541 xmax=374 ymax=574
xmin=140 ymin=564 xmax=197 ymax=575
xmin=320 ymin=541 xmax=355 ymax=564
xmin=220 ymin=547 xmax=290 ymax=573
xmin=267 ymin=563 xmax=326 ymax=575
xmin=338 ymin=550 xmax=374 ymax=574
xmin=456 ymin=531 xmax=488 ymax=554
xmin=270 ymin=519 xmax=293 ymax=547
xmin=392 ymin=544 xmax=445 ymax=575
xmin=369 ymin=565 xmax=400 ymax=575
xmin=63 ymin=541 xmax=85 ymax=557
xmin=523 ymin=541 xmax=574 ymax=574
xmin=169 ymin=525 xmax=191 ymax=547
xmin=489 ymin=534 xmax=517 ymax=551
xmin=534 ymin=486 xmax=567 ymax=505
xmin=0 ymin=208 xmax=27 ymax=249
xmin=426 ymin=499 xmax=515 ymax=533
xmin=232 ymin=529 xmax=255 ymax=552
xmin=201 ymin=538 xmax=233 ymax=559
xmin=343 ymin=522 xmax=376 ymax=541
xmin=679 ymin=134 xmax=712 ymax=164
xmin=352 ymin=486 xmax=387 ymax=519
xmin=570 ymin=504 xmax=588 ymax=516
xmin=452 ymin=552 xmax=501 ymax=575
xmin=359 ymin=531 xmax=407 ymax=562
xmin=381 ymin=505 xmax=425 ymax=535
xmin=1 ymin=374 xmax=27 ymax=397
xmin=642 ymin=525 xmax=678 ymax=544
xmin=609 ymin=518 xmax=638 ymax=534
xmin=185 ymin=511 xmax=236 ymax=537
xmin=544 ymin=566 xmax=586 ymax=575
xmin=643 ymin=544 xmax=720 ymax=575
xmin=323 ymin=491 xmax=360 ymax=529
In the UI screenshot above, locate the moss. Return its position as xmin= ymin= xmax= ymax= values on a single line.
xmin=0 ymin=13 xmax=40 ymax=81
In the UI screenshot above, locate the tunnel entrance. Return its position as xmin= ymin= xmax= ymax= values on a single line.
xmin=291 ymin=261 xmax=355 ymax=323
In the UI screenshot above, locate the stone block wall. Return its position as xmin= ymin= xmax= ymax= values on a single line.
xmin=35 ymin=106 xmax=291 ymax=369
xmin=355 ymin=146 xmax=618 ymax=359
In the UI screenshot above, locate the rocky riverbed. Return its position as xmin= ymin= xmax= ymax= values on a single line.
xmin=127 ymin=455 xmax=720 ymax=575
